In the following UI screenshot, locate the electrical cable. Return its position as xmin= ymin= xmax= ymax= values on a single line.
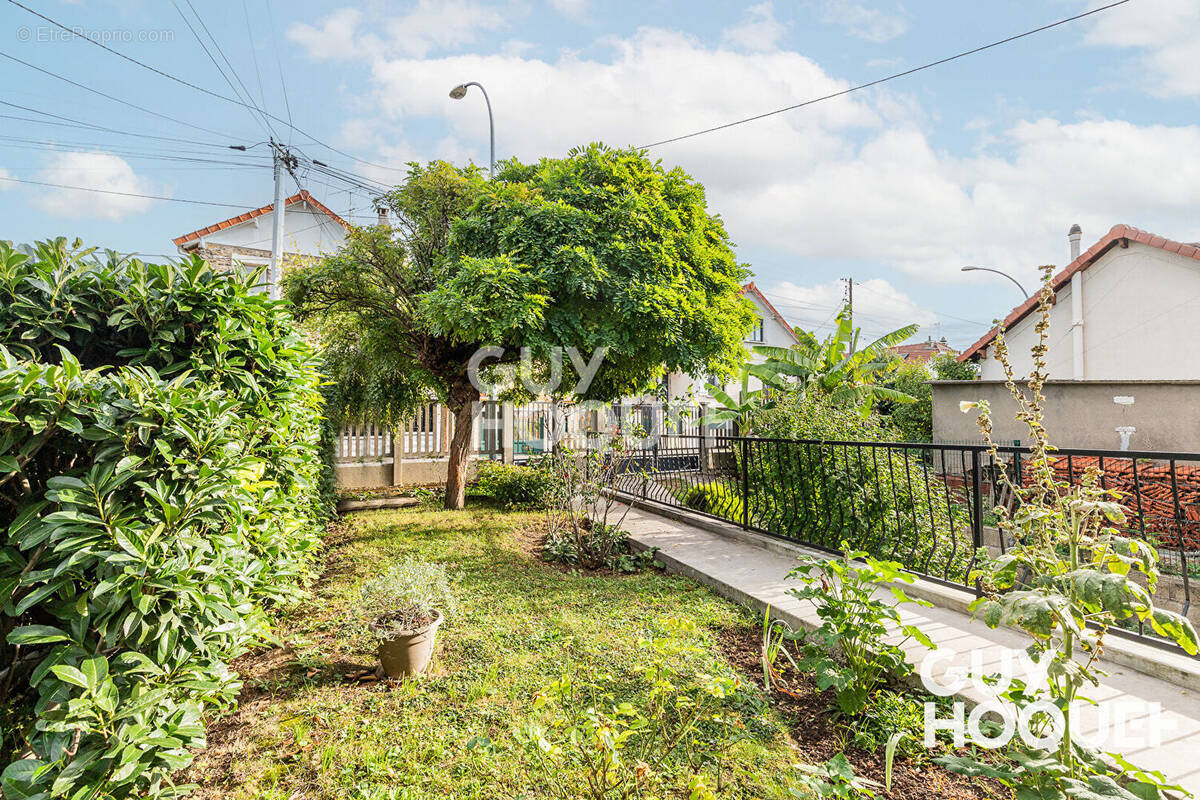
xmin=0 ymin=51 xmax=251 ymax=141
xmin=637 ymin=1 xmax=1131 ymax=149
xmin=4 ymin=0 xmax=405 ymax=171
xmin=0 ymin=175 xmax=261 ymax=207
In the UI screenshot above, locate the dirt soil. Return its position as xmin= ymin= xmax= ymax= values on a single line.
xmin=716 ymin=625 xmax=1009 ymax=800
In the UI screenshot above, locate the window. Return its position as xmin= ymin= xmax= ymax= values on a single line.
xmin=748 ymin=317 xmax=764 ymax=343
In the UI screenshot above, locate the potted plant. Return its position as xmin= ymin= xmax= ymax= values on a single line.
xmin=357 ymin=559 xmax=455 ymax=678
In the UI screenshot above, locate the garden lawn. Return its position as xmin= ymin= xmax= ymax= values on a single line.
xmin=184 ymin=503 xmax=806 ymax=799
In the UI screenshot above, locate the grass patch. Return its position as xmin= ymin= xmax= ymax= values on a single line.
xmin=185 ymin=503 xmax=803 ymax=799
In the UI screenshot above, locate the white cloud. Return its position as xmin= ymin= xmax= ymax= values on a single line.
xmin=34 ymin=152 xmax=157 ymax=220
xmin=723 ymin=2 xmax=787 ymax=52
xmin=817 ymin=0 xmax=909 ymax=43
xmin=288 ymin=1 xmax=513 ymax=61
xmin=549 ymin=0 xmax=588 ymax=20
xmin=1085 ymin=0 xmax=1200 ymax=97
xmin=0 ymin=167 xmax=13 ymax=189
xmin=291 ymin=18 xmax=1200 ymax=297
xmin=765 ymin=278 xmax=939 ymax=341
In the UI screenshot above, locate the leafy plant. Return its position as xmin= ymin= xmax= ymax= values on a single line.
xmin=790 ymin=753 xmax=878 ymax=798
xmin=743 ymin=391 xmax=976 ymax=583
xmin=849 ymin=690 xmax=926 ymax=760
xmin=515 ymin=617 xmax=764 ymax=798
xmin=771 ymin=545 xmax=935 ymax=716
xmin=940 ymin=265 xmax=1198 ymax=799
xmin=752 ymin=307 xmax=918 ymax=416
xmin=0 ymin=239 xmax=327 ymax=799
xmin=679 ymin=481 xmax=744 ymax=522
xmin=355 ymin=559 xmax=456 ymax=639
xmin=473 ymin=459 xmax=559 ymax=509
xmin=542 ymin=435 xmax=657 ymax=572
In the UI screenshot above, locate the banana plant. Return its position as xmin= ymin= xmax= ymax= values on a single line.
xmin=751 ymin=307 xmax=919 ymax=414
xmin=698 ymin=365 xmax=781 ymax=428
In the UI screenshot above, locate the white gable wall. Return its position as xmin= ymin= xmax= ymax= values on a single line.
xmin=979 ymin=242 xmax=1200 ymax=381
xmin=196 ymin=203 xmax=346 ymax=258
xmin=667 ymin=291 xmax=796 ymax=402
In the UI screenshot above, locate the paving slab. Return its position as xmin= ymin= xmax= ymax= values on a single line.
xmin=618 ymin=500 xmax=1200 ymax=796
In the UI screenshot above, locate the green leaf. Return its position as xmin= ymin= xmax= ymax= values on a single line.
xmin=49 ymin=664 xmax=89 ymax=690
xmin=7 ymin=624 xmax=71 ymax=645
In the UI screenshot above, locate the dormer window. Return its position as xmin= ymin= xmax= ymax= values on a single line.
xmin=748 ymin=317 xmax=764 ymax=343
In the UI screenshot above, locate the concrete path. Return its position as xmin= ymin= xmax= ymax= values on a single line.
xmin=618 ymin=499 xmax=1200 ymax=796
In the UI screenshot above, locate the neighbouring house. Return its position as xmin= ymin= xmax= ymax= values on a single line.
xmin=889 ymin=336 xmax=956 ymax=365
xmin=665 ymin=281 xmax=802 ymax=402
xmin=933 ymin=224 xmax=1200 ymax=452
xmin=172 ymin=190 xmax=350 ymax=292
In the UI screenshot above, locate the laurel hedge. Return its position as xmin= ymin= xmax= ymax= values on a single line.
xmin=0 ymin=239 xmax=328 ymax=799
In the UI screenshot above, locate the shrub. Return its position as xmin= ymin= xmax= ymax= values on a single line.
xmin=355 ymin=559 xmax=456 ymax=639
xmin=766 ymin=544 xmax=934 ymax=716
xmin=679 ymin=481 xmax=744 ymax=522
xmin=473 ymin=459 xmax=557 ymax=509
xmin=744 ymin=390 xmax=975 ymax=583
xmin=542 ymin=438 xmax=657 ymax=572
xmin=0 ymin=240 xmax=327 ymax=799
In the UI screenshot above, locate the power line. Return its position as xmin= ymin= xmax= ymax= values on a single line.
xmin=0 ymin=51 xmax=248 ymax=141
xmin=0 ymin=100 xmax=246 ymax=150
xmin=637 ymin=1 xmax=1131 ymax=149
xmin=0 ymin=175 xmax=261 ymax=208
xmin=265 ymin=0 xmax=295 ymax=141
xmin=0 ymin=135 xmax=271 ymax=167
xmin=243 ymin=0 xmax=270 ymax=121
xmin=175 ymin=0 xmax=278 ymax=139
xmin=4 ymin=0 xmax=404 ymax=172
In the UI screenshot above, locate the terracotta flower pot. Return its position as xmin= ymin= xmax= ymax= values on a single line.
xmin=375 ymin=609 xmax=443 ymax=678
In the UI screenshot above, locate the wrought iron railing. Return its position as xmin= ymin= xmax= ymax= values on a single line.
xmin=599 ymin=433 xmax=1197 ymax=653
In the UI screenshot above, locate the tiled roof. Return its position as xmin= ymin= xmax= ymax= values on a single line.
xmin=959 ymin=224 xmax=1200 ymax=362
xmin=890 ymin=339 xmax=954 ymax=363
xmin=742 ymin=282 xmax=802 ymax=344
xmin=172 ymin=190 xmax=350 ymax=247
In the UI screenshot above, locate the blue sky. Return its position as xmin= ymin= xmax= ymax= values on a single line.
xmin=1 ymin=0 xmax=1197 ymax=348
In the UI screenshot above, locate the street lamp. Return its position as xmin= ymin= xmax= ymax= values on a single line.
xmin=961 ymin=266 xmax=1030 ymax=299
xmin=449 ymin=81 xmax=494 ymax=177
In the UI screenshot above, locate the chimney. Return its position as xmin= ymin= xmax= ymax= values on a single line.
xmin=1068 ymin=223 xmax=1082 ymax=262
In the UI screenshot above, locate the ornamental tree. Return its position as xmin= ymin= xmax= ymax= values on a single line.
xmin=285 ymin=145 xmax=754 ymax=509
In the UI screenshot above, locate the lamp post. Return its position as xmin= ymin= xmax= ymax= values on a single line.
xmin=961 ymin=266 xmax=1029 ymax=299
xmin=449 ymin=81 xmax=494 ymax=177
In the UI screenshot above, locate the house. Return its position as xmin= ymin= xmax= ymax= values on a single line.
xmin=889 ymin=336 xmax=956 ymax=365
xmin=172 ymin=190 xmax=350 ymax=291
xmin=932 ymin=224 xmax=1200 ymax=452
xmin=664 ymin=281 xmax=802 ymax=402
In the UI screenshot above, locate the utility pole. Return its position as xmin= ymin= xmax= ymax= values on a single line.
xmin=268 ymin=139 xmax=298 ymax=300
xmin=844 ymin=277 xmax=854 ymax=353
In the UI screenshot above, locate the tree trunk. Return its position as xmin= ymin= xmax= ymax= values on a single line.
xmin=443 ymin=386 xmax=478 ymax=510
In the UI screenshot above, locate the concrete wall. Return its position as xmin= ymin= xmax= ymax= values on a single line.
xmin=932 ymin=379 xmax=1200 ymax=452
xmin=334 ymin=458 xmax=479 ymax=490
xmin=979 ymin=241 xmax=1200 ymax=381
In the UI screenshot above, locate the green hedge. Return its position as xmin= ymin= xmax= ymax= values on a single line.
xmin=0 ymin=240 xmax=328 ymax=799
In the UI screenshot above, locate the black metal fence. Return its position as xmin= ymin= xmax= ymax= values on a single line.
xmin=601 ymin=433 xmax=1198 ymax=650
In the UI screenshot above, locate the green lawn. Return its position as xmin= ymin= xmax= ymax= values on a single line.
xmin=186 ymin=503 xmax=807 ymax=799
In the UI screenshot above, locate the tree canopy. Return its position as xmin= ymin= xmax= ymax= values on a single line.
xmin=286 ymin=144 xmax=755 ymax=506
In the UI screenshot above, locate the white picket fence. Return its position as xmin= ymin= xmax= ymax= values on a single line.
xmin=335 ymin=403 xmax=466 ymax=465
